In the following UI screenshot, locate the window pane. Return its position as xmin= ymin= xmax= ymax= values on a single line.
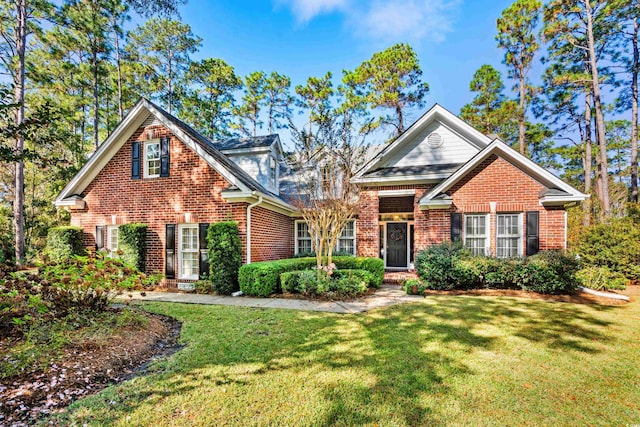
xmin=466 ymin=215 xmax=486 ymax=237
xmin=299 ymin=239 xmax=312 ymax=253
xmin=146 ymin=143 xmax=159 ymax=160
xmin=338 ymin=238 xmax=355 ymax=255
xmin=181 ymin=252 xmax=198 ymax=277
xmin=110 ymin=228 xmax=118 ymax=250
xmin=340 ymin=221 xmax=354 ymax=238
xmin=297 ymin=223 xmax=310 ymax=238
xmin=465 ymin=237 xmax=486 ymax=256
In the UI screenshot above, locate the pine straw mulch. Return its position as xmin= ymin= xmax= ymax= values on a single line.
xmin=419 ymin=285 xmax=637 ymax=306
xmin=0 ymin=311 xmax=182 ymax=427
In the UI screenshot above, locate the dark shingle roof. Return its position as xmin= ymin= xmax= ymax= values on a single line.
xmin=363 ymin=163 xmax=464 ymax=178
xmin=215 ymin=134 xmax=279 ymax=151
xmin=146 ymin=100 xmax=285 ymax=201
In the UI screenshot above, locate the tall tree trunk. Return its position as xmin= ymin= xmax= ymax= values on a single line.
xmin=584 ymin=92 xmax=593 ymax=226
xmin=631 ymin=17 xmax=639 ymax=203
xmin=396 ymin=104 xmax=403 ymax=134
xmin=113 ymin=20 xmax=123 ymax=121
xmin=167 ymin=55 xmax=172 ymax=114
xmin=268 ymin=103 xmax=274 ymax=134
xmin=92 ymin=48 xmax=99 ymax=150
xmin=13 ymin=0 xmax=27 ymax=263
xmin=585 ymin=0 xmax=611 ymax=217
xmin=519 ymin=70 xmax=526 ymax=155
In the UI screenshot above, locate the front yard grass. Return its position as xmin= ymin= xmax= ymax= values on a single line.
xmin=49 ymin=295 xmax=640 ymax=426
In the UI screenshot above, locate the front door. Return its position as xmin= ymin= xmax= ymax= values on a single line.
xmin=386 ymin=222 xmax=408 ymax=268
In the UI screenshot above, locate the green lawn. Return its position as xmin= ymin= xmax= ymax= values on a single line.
xmin=49 ymin=295 xmax=640 ymax=426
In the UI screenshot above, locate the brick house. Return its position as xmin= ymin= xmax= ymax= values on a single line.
xmin=55 ymin=99 xmax=586 ymax=287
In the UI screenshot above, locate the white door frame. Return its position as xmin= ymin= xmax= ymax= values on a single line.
xmin=380 ymin=220 xmax=414 ymax=270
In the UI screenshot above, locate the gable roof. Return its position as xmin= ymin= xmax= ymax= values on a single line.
xmin=54 ymin=98 xmax=295 ymax=213
xmin=353 ymin=104 xmax=492 ymax=183
xmin=418 ymin=138 xmax=588 ymax=209
xmin=215 ymin=134 xmax=280 ymax=151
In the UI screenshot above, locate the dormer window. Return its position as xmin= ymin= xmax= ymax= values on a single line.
xmin=144 ymin=141 xmax=161 ymax=178
xmin=269 ymin=154 xmax=277 ymax=187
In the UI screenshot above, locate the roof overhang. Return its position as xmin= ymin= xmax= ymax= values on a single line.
xmin=221 ymin=190 xmax=298 ymax=216
xmin=418 ymin=138 xmax=588 ymax=209
xmin=54 ymin=195 xmax=86 ymax=209
xmin=352 ymin=173 xmax=451 ymax=186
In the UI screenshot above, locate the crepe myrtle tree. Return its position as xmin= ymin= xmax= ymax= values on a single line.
xmin=289 ymin=104 xmax=369 ymax=273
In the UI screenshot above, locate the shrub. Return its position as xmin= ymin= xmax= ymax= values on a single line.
xmin=330 ymin=274 xmax=367 ymax=298
xmin=44 ymin=226 xmax=85 ymax=263
xmin=332 ymin=269 xmax=375 ymax=288
xmin=207 ymin=221 xmax=242 ymax=295
xmin=239 ymin=256 xmax=383 ymax=297
xmin=403 ymin=278 xmax=425 ymax=295
xmin=280 ymin=270 xmax=306 ymax=293
xmin=280 ymin=269 xmax=368 ymax=298
xmin=577 ymin=218 xmax=640 ymax=281
xmin=415 ymin=242 xmax=470 ymax=290
xmin=118 ymin=223 xmax=147 ymax=271
xmin=576 ymin=266 xmax=629 ymax=291
xmin=517 ymin=251 xmax=580 ymax=294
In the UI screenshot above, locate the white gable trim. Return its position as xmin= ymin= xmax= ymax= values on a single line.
xmin=54 ymin=99 xmax=250 ymax=206
xmin=354 ymin=104 xmax=491 ymax=179
xmin=418 ymin=139 xmax=588 ymax=209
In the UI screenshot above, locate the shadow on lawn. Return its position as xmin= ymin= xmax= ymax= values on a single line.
xmin=55 ymin=296 xmax=618 ymax=426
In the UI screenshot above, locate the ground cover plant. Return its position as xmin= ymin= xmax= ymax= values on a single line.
xmin=46 ymin=290 xmax=640 ymax=426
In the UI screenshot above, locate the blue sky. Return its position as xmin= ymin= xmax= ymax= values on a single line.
xmin=177 ymin=0 xmax=519 ymax=114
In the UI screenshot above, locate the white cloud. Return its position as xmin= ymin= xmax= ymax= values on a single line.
xmin=356 ymin=0 xmax=461 ymax=43
xmin=276 ymin=0 xmax=349 ymax=24
xmin=276 ymin=0 xmax=461 ymax=43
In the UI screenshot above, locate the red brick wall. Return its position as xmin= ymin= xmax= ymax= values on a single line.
xmin=379 ymin=196 xmax=414 ymax=213
xmin=356 ymin=155 xmax=568 ymax=261
xmin=249 ymin=206 xmax=294 ymax=261
xmin=70 ymin=123 xmax=283 ymax=287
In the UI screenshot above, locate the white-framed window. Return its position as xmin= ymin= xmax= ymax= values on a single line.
xmin=268 ymin=154 xmax=277 ymax=187
xmin=464 ymin=214 xmax=489 ymax=256
xmin=295 ymin=221 xmax=313 ymax=255
xmin=106 ymin=225 xmax=119 ymax=253
xmin=178 ymin=224 xmax=199 ymax=280
xmin=497 ymin=213 xmax=522 ymax=258
xmin=336 ymin=220 xmax=356 ymax=255
xmin=144 ymin=141 xmax=160 ymax=178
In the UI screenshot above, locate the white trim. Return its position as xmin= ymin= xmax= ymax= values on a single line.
xmin=539 ymin=195 xmax=588 ymax=206
xmin=419 ymin=139 xmax=588 ymax=207
xmin=294 ymin=220 xmax=313 ymax=255
xmin=378 ymin=189 xmax=416 ymax=197
xmin=294 ymin=219 xmax=357 ymax=256
xmin=336 ymin=220 xmax=357 ymax=255
xmin=496 ymin=213 xmax=523 ymax=258
xmin=55 ymin=196 xmax=86 ymax=209
xmin=419 ymin=199 xmax=453 ymax=210
xmin=463 ymin=213 xmax=490 ymax=256
xmin=143 ymin=139 xmax=161 ymax=179
xmin=351 ymin=173 xmax=452 ymax=185
xmin=106 ymin=225 xmax=119 ymax=252
xmin=564 ymin=211 xmax=568 ymax=251
xmin=221 ymin=190 xmax=297 ymax=216
xmin=177 ymin=224 xmax=199 ymax=280
xmin=354 ymin=104 xmax=491 ymax=178
xmin=380 ymin=220 xmax=414 ymax=269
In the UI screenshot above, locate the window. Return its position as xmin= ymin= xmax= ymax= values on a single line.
xmin=178 ymin=224 xmax=199 ymax=280
xmin=336 ymin=220 xmax=356 ymax=255
xmin=295 ymin=221 xmax=313 ymax=255
xmin=497 ymin=214 xmax=522 ymax=258
xmin=106 ymin=226 xmax=119 ymax=253
xmin=268 ymin=155 xmax=277 ymax=187
xmin=144 ymin=141 xmax=160 ymax=178
xmin=465 ymin=214 xmax=488 ymax=256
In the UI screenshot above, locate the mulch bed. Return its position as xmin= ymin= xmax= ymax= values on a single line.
xmin=0 ymin=311 xmax=182 ymax=426
xmin=418 ymin=285 xmax=636 ymax=306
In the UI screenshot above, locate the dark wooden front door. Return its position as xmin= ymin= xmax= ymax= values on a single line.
xmin=386 ymin=222 xmax=408 ymax=268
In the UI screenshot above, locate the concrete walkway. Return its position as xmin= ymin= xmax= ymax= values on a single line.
xmin=126 ymin=285 xmax=423 ymax=314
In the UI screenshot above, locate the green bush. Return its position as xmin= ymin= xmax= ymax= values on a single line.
xmin=280 ymin=269 xmax=369 ymax=298
xmin=44 ymin=226 xmax=85 ymax=263
xmin=330 ymin=274 xmax=367 ymax=298
xmin=516 ymin=251 xmax=580 ymax=294
xmin=577 ymin=218 xmax=640 ymax=281
xmin=208 ymin=221 xmax=242 ymax=295
xmin=332 ymin=269 xmax=375 ymax=288
xmin=576 ymin=266 xmax=629 ymax=291
xmin=280 ymin=270 xmax=306 ymax=293
xmin=403 ymin=278 xmax=425 ymax=295
xmin=239 ymin=256 xmax=383 ymax=297
xmin=415 ymin=244 xmax=579 ymax=295
xmin=118 ymin=223 xmax=147 ymax=271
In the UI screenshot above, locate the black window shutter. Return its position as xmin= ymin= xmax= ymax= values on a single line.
xmin=95 ymin=225 xmax=104 ymax=250
xmin=165 ymin=224 xmax=176 ymax=279
xmin=450 ymin=213 xmax=462 ymax=242
xmin=199 ymin=223 xmax=210 ymax=279
xmin=131 ymin=141 xmax=140 ymax=179
xmin=160 ymin=137 xmax=170 ymax=177
xmin=526 ymin=211 xmax=540 ymax=256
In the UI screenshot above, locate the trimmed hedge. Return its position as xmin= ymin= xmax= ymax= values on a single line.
xmin=44 ymin=226 xmax=85 ymax=262
xmin=415 ymin=243 xmax=580 ymax=295
xmin=280 ymin=269 xmax=370 ymax=298
xmin=576 ymin=266 xmax=629 ymax=291
xmin=208 ymin=221 xmax=242 ymax=295
xmin=118 ymin=223 xmax=147 ymax=271
xmin=239 ymin=256 xmax=384 ymax=297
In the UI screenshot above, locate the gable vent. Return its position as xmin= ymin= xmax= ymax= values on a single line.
xmin=143 ymin=115 xmax=162 ymax=127
xmin=427 ymin=132 xmax=443 ymax=148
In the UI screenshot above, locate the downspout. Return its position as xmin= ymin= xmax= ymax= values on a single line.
xmin=246 ymin=194 xmax=263 ymax=264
